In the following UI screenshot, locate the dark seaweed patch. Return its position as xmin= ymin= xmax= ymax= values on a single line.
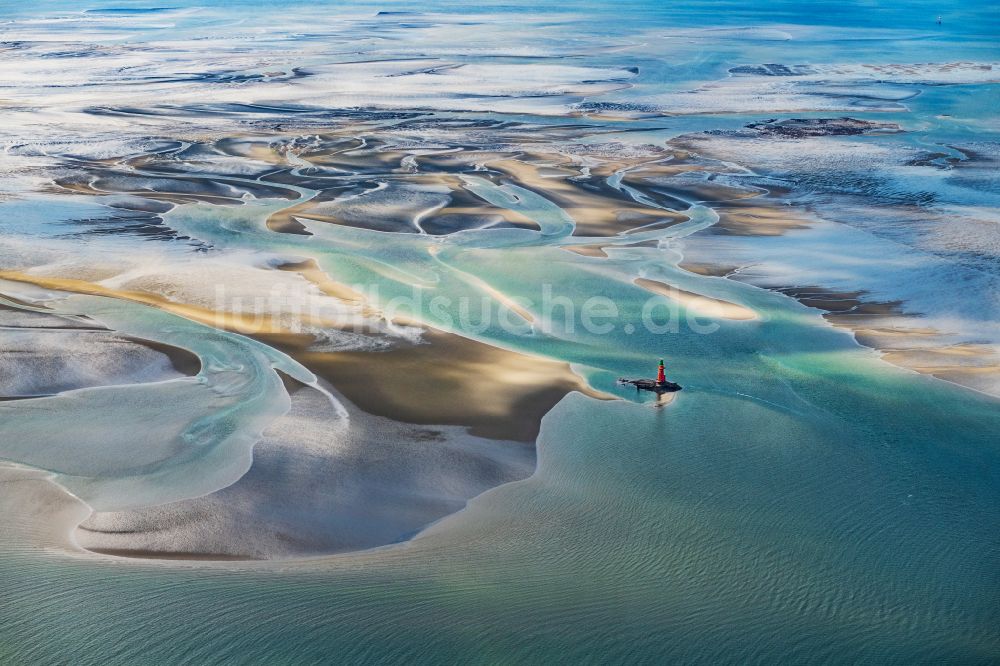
xmin=744 ymin=117 xmax=902 ymax=138
xmin=61 ymin=212 xmax=207 ymax=247
xmin=729 ymin=64 xmax=814 ymax=76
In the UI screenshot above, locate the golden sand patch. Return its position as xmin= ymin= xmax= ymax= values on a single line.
xmin=710 ymin=203 xmax=811 ymax=236
xmin=1 ymin=268 xmax=610 ymax=442
xmin=276 ymin=258 xmax=367 ymax=306
xmin=634 ymin=277 xmax=757 ymax=321
xmin=488 ymin=157 xmax=687 ymax=236
xmin=0 ymin=270 xmax=311 ymax=336
xmin=563 ymin=243 xmax=610 ymax=258
xmin=281 ymin=327 xmax=612 ymax=442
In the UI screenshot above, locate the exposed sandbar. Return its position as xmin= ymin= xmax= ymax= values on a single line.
xmin=634 ymin=277 xmax=757 ymax=321
xmin=489 ymin=157 xmax=688 ymax=236
xmin=282 ymin=327 xmax=610 ymax=443
xmin=564 ymin=243 xmax=610 ymax=258
xmin=678 ymin=262 xmax=738 ymax=277
xmin=73 ymin=383 xmax=539 ymax=560
xmin=768 ymin=284 xmax=1000 ymax=396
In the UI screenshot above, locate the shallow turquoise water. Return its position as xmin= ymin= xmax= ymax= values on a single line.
xmin=1 ymin=0 xmax=999 ymax=663
xmin=5 ymin=365 xmax=999 ymax=662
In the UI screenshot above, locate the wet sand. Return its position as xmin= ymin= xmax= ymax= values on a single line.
xmin=65 ymin=318 xmax=608 ymax=560
xmin=563 ymin=239 xmax=660 ymax=258
xmin=489 ymin=157 xmax=689 ymax=235
xmin=285 ymin=326 xmax=612 ymax=443
xmin=0 ymin=299 xmax=200 ymax=395
xmin=276 ymin=258 xmax=367 ymax=306
xmin=0 ymin=268 xmax=607 ymax=443
xmin=73 ymin=383 xmax=538 ymax=560
xmin=87 ymin=548 xmax=258 ymax=561
xmin=634 ymin=277 xmax=758 ymax=321
xmin=0 ymin=270 xmax=353 ymax=337
xmin=564 ymin=243 xmax=611 ymax=258
xmin=0 ymin=275 xmax=595 ymax=559
xmin=708 ymin=201 xmax=813 ymax=236
xmin=127 ymin=338 xmax=202 ymax=376
xmin=0 ymin=270 xmax=289 ymax=335
xmin=678 ymin=262 xmax=738 ymax=277
xmin=0 ymin=273 xmax=594 ymax=560
xmin=769 ymin=284 xmax=1000 ymax=395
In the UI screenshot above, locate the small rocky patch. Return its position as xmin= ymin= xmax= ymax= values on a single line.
xmin=745 ymin=117 xmax=903 ymax=137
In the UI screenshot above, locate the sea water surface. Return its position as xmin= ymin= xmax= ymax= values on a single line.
xmin=1 ymin=0 xmax=999 ymax=663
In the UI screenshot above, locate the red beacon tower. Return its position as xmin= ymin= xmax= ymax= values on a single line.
xmin=617 ymin=357 xmax=681 ymax=396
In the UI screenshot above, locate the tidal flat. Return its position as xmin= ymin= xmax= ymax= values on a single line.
xmin=1 ymin=1 xmax=999 ymax=663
